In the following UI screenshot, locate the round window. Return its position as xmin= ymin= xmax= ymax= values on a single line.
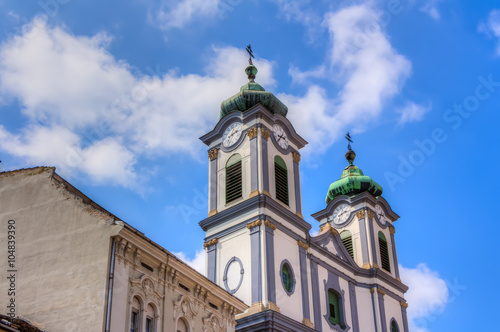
xmin=280 ymin=260 xmax=295 ymax=295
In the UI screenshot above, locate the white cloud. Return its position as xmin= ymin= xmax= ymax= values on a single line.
xmin=281 ymin=3 xmax=412 ymax=154
xmin=173 ymin=249 xmax=206 ymax=275
xmin=480 ymin=9 xmax=500 ymax=56
xmin=420 ymin=0 xmax=442 ymax=20
xmin=397 ymin=102 xmax=431 ymax=125
xmin=400 ymin=263 xmax=449 ymax=332
xmin=0 ymin=20 xmax=275 ymax=187
xmin=154 ymin=0 xmax=221 ymax=31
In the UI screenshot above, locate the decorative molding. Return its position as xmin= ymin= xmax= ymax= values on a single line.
xmin=389 ymin=225 xmax=396 ymax=235
xmin=302 ymin=318 xmax=315 ymax=329
xmin=362 ymin=263 xmax=372 ymax=269
xmin=204 ymin=238 xmax=218 ymax=249
xmin=400 ymin=301 xmax=409 ymax=308
xmin=292 ymin=152 xmax=301 ymax=164
xmin=297 ymin=240 xmax=309 ymax=250
xmin=261 ymin=127 xmax=270 ymax=140
xmin=246 ymin=219 xmax=262 ymax=229
xmin=247 ymin=127 xmax=258 ymax=139
xmin=296 ymin=211 xmax=304 ymax=219
xmin=249 ymin=190 xmax=259 ymax=198
xmin=373 ymin=263 xmax=380 ymax=269
xmin=264 ymin=220 xmax=277 ymax=230
xmin=396 ymin=277 xmax=402 ymax=282
xmin=370 ymin=288 xmax=375 ymax=294
xmin=202 ymin=312 xmax=226 ymax=332
xmin=329 ymin=227 xmax=338 ymax=236
xmin=367 ymin=210 xmax=375 ymax=220
xmin=356 ymin=210 xmax=365 ymax=219
xmin=173 ymin=295 xmax=198 ymax=327
xmin=377 ymin=288 xmax=386 ymax=296
xmin=262 ymin=190 xmax=272 ymax=198
xmin=208 ymin=148 xmax=219 ymax=160
xmin=208 ymin=209 xmax=218 ymax=217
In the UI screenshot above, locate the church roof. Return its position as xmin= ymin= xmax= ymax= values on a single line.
xmin=325 ymin=149 xmax=383 ymax=204
xmin=219 ymin=65 xmax=288 ymax=119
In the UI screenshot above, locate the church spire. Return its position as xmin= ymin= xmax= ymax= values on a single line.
xmin=325 ymin=133 xmax=383 ymax=204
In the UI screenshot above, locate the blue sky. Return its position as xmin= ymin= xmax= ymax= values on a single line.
xmin=1 ymin=0 xmax=499 ymax=330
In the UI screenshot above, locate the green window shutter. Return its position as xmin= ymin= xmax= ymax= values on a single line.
xmin=274 ymin=156 xmax=289 ymax=205
xmin=226 ymin=154 xmax=242 ymax=204
xmin=340 ymin=231 xmax=354 ymax=259
xmin=378 ymin=232 xmax=391 ymax=272
xmin=328 ymin=290 xmax=340 ymax=326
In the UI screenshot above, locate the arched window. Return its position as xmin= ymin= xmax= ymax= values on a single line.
xmin=328 ymin=290 xmax=341 ymax=326
xmin=274 ymin=156 xmax=289 ymax=205
xmin=340 ymin=230 xmax=354 ymax=259
xmin=390 ymin=319 xmax=399 ymax=332
xmin=226 ymin=154 xmax=242 ymax=204
xmin=130 ymin=296 xmax=141 ymax=332
xmin=177 ymin=317 xmax=188 ymax=332
xmin=378 ymin=231 xmax=391 ymax=272
xmin=145 ymin=304 xmax=155 ymax=332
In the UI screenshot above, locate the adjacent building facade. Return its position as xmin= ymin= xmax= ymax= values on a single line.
xmin=0 ymin=168 xmax=247 ymax=332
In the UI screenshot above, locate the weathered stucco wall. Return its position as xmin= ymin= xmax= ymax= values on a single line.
xmin=0 ymin=168 xmax=122 ymax=331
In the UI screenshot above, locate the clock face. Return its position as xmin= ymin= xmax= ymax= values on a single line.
xmin=273 ymin=124 xmax=289 ymax=149
xmin=222 ymin=123 xmax=243 ymax=147
xmin=332 ymin=203 xmax=351 ymax=224
xmin=375 ymin=205 xmax=387 ymax=224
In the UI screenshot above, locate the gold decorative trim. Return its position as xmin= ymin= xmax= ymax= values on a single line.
xmin=370 ymin=288 xmax=375 ymax=294
xmin=367 ymin=210 xmax=375 ymax=220
xmin=247 ymin=127 xmax=258 ymax=139
xmin=400 ymin=301 xmax=409 ymax=308
xmin=389 ymin=225 xmax=396 ymax=235
xmin=297 ymin=240 xmax=309 ymax=250
xmin=249 ymin=190 xmax=259 ymax=198
xmin=264 ymin=220 xmax=277 ymax=230
xmin=396 ymin=277 xmax=402 ymax=282
xmin=319 ymin=223 xmax=331 ymax=233
xmin=296 ymin=211 xmax=304 ymax=219
xmin=208 ymin=209 xmax=218 ymax=217
xmin=203 ymin=238 xmax=218 ymax=249
xmin=267 ymin=301 xmax=280 ymax=313
xmin=362 ymin=263 xmax=372 ymax=269
xmin=329 ymin=227 xmax=339 ymax=236
xmin=373 ymin=263 xmax=380 ymax=269
xmin=302 ymin=318 xmax=315 ymax=329
xmin=261 ymin=127 xmax=270 ymax=140
xmin=292 ymin=152 xmax=301 ymax=164
xmin=208 ymin=148 xmax=219 ymax=160
xmin=356 ymin=211 xmax=365 ymax=219
xmin=262 ymin=190 xmax=272 ymax=197
xmin=246 ymin=219 xmax=262 ymax=229
xmin=377 ymin=288 xmax=386 ymax=296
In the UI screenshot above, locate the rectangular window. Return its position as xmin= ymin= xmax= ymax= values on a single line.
xmin=226 ymin=160 xmax=242 ymax=204
xmin=130 ymin=311 xmax=138 ymax=332
xmin=275 ymin=162 xmax=289 ymax=205
xmin=146 ymin=317 xmax=153 ymax=332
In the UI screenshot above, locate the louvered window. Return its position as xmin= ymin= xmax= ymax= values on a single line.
xmin=226 ymin=154 xmax=242 ymax=204
xmin=340 ymin=231 xmax=354 ymax=259
xmin=378 ymin=232 xmax=391 ymax=272
xmin=274 ymin=156 xmax=289 ymax=205
xmin=328 ymin=290 xmax=340 ymax=326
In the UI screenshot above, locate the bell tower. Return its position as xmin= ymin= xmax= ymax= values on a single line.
xmin=199 ymin=51 xmax=314 ymax=328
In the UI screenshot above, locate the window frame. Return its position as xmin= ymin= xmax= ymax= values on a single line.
xmin=225 ymin=154 xmax=243 ymax=204
xmin=279 ymin=259 xmax=295 ymax=296
xmin=378 ymin=231 xmax=391 ymax=272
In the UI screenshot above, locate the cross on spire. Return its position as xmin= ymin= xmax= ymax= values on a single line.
xmin=246 ymin=44 xmax=254 ymax=65
xmin=345 ymin=132 xmax=353 ymax=151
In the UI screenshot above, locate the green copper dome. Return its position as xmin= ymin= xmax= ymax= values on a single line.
xmin=220 ymin=65 xmax=288 ymax=119
xmin=325 ymin=149 xmax=383 ymax=204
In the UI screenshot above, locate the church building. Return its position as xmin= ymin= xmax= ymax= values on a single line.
xmin=198 ymin=60 xmax=409 ymax=332
xmin=0 ymin=55 xmax=409 ymax=332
